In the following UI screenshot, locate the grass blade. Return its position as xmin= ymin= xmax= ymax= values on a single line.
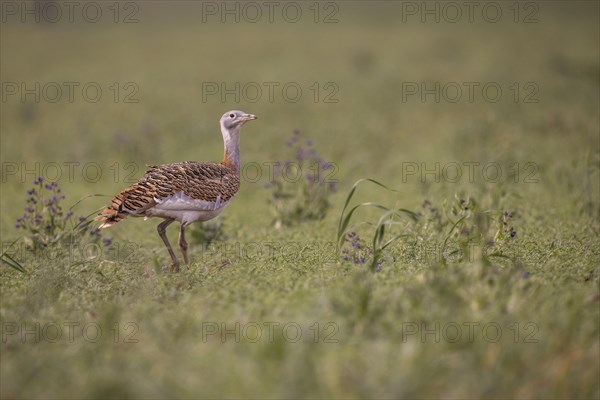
xmin=337 ymin=202 xmax=390 ymax=245
xmin=337 ymin=178 xmax=400 ymax=241
xmin=1 ymin=238 xmax=26 ymax=273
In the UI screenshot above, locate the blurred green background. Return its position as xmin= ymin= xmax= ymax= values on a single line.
xmin=1 ymin=1 xmax=599 ymax=399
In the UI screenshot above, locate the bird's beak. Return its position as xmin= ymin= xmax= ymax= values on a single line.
xmin=242 ymin=114 xmax=257 ymax=121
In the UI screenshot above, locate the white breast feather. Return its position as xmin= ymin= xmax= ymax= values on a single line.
xmin=154 ymin=191 xmax=224 ymax=211
xmin=146 ymin=191 xmax=232 ymax=224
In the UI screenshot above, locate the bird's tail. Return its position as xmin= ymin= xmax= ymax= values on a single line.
xmin=95 ymin=193 xmax=129 ymax=228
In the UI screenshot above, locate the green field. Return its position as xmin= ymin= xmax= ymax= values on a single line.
xmin=1 ymin=2 xmax=599 ymax=399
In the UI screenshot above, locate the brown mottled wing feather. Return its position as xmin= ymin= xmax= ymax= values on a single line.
xmin=96 ymin=161 xmax=240 ymax=228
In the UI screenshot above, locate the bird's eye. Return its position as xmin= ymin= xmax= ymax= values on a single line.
xmin=229 ymin=114 xmax=235 ymax=118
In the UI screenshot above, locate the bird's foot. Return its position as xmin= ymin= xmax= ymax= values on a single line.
xmin=171 ymin=261 xmax=180 ymax=273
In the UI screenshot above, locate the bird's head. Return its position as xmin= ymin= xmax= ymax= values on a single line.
xmin=220 ymin=110 xmax=257 ymax=131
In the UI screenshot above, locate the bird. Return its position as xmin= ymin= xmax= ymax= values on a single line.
xmin=95 ymin=110 xmax=257 ymax=271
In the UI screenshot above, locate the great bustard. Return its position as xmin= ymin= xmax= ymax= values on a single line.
xmin=96 ymin=110 xmax=257 ymax=271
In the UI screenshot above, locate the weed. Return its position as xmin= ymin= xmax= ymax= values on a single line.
xmin=337 ymin=180 xmax=524 ymax=271
xmin=13 ymin=177 xmax=109 ymax=251
xmin=265 ymin=130 xmax=337 ymax=227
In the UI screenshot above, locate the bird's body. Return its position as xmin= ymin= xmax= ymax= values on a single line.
xmin=95 ymin=110 xmax=257 ymax=271
xmin=97 ymin=161 xmax=239 ymax=227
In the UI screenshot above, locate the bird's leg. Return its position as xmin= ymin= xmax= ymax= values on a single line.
xmin=157 ymin=219 xmax=179 ymax=272
xmin=178 ymin=223 xmax=189 ymax=265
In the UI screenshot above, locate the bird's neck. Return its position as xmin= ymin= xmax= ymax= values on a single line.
xmin=221 ymin=125 xmax=241 ymax=172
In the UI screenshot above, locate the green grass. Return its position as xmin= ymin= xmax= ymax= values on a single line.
xmin=1 ymin=2 xmax=599 ymax=399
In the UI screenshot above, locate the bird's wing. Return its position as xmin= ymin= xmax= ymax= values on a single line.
xmin=143 ymin=161 xmax=240 ymax=202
